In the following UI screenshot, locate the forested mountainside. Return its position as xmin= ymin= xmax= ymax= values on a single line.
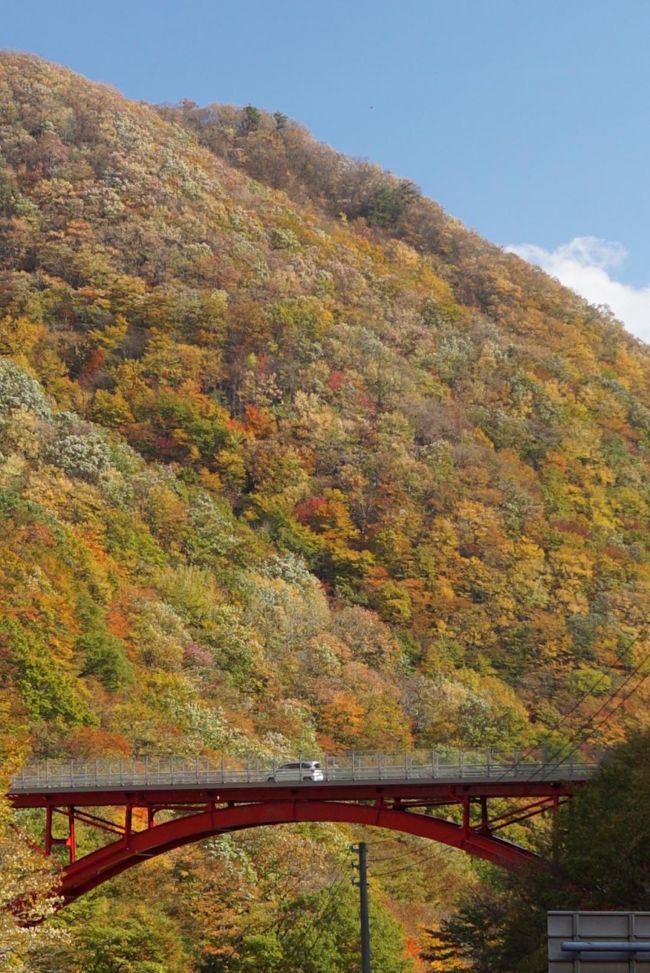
xmin=0 ymin=52 xmax=648 ymax=971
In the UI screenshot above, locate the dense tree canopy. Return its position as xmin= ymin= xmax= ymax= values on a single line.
xmin=0 ymin=51 xmax=648 ymax=970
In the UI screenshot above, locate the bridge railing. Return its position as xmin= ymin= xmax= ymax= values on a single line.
xmin=10 ymin=749 xmax=599 ymax=792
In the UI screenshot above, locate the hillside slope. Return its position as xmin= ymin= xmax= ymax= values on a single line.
xmin=0 ymin=51 xmax=649 ymax=970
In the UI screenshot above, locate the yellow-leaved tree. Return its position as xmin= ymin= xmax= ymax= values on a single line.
xmin=0 ymin=694 xmax=65 ymax=971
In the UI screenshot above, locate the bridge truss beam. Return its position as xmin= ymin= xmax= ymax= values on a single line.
xmin=9 ymin=779 xmax=574 ymax=911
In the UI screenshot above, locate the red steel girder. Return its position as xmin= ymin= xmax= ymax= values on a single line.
xmin=10 ymin=776 xmax=585 ymax=917
xmin=484 ymin=796 xmax=567 ymax=833
xmin=56 ymin=799 xmax=539 ymax=906
xmin=44 ymin=806 xmax=76 ymax=864
xmin=9 ymin=778 xmax=576 ymax=810
xmin=54 ymin=807 xmax=125 ymax=837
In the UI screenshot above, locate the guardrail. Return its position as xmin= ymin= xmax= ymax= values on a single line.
xmin=10 ymin=750 xmax=599 ymax=792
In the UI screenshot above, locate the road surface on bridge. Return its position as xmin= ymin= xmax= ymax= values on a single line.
xmin=10 ymin=750 xmax=596 ymax=799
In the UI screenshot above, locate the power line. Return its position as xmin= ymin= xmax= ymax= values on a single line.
xmin=557 ymin=662 xmax=650 ymax=770
xmin=371 ymin=851 xmax=423 ymax=868
xmin=528 ymin=637 xmax=650 ymax=778
xmin=486 ymin=635 xmax=650 ymax=845
xmin=370 ymin=839 xmax=444 ymax=876
xmin=372 ymin=848 xmax=441 ymax=879
xmin=278 ymin=869 xmax=348 ymax=971
xmin=368 ymin=842 xmax=431 ymax=867
xmin=364 ymin=833 xmax=404 ymax=847
xmin=304 ymin=877 xmax=347 ymax=946
xmin=497 ymin=628 xmax=649 ymax=782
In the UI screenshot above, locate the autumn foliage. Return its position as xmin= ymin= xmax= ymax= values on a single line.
xmin=0 ymin=52 xmax=648 ymax=971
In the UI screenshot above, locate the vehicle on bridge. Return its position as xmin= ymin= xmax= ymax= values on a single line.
xmin=267 ymin=760 xmax=324 ymax=782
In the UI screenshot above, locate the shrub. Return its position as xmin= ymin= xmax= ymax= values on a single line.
xmin=3 ymin=620 xmax=95 ymax=727
xmin=183 ymin=493 xmax=246 ymax=564
xmin=77 ymin=631 xmax=134 ymax=692
xmin=0 ymin=357 xmax=51 ymax=418
xmin=48 ymin=414 xmax=113 ymax=482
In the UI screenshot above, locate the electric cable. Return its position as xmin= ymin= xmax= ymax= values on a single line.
xmin=552 ymin=660 xmax=650 ymax=770
xmin=496 ymin=627 xmax=649 ymax=782
xmin=299 ymin=875 xmax=349 ymax=956
xmin=368 ymin=840 xmax=436 ymax=867
xmin=371 ymin=846 xmax=442 ymax=879
xmin=526 ymin=637 xmax=650 ymax=779
xmin=360 ymin=832 xmax=404 ymax=849
xmin=486 ymin=633 xmax=650 ymax=839
xmin=278 ymin=866 xmax=349 ymax=968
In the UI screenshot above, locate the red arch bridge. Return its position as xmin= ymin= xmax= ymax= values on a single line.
xmin=9 ymin=751 xmax=596 ymax=908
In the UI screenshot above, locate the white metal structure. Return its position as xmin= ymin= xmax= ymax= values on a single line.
xmin=548 ymin=912 xmax=650 ymax=971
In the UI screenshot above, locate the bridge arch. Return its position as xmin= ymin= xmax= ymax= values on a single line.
xmin=59 ymin=799 xmax=538 ymax=905
xmin=12 ymin=752 xmax=590 ymax=914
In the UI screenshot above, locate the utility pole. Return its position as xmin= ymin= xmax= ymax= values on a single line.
xmin=350 ymin=842 xmax=371 ymax=973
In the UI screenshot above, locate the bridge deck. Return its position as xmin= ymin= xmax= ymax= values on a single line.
xmin=10 ymin=754 xmax=596 ymax=807
xmin=7 ymin=754 xmax=598 ymax=907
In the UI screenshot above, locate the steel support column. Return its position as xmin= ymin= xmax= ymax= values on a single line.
xmin=67 ymin=807 xmax=76 ymax=864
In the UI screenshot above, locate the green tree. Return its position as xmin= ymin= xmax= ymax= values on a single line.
xmin=425 ymin=731 xmax=650 ymax=972
xmin=77 ymin=630 xmax=134 ymax=692
xmin=280 ymin=883 xmax=414 ymax=973
xmin=58 ymin=899 xmax=192 ymax=973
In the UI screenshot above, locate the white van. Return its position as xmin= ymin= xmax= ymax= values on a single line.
xmin=267 ymin=761 xmax=324 ymax=782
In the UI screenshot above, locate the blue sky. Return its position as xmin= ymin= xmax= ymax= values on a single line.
xmin=3 ymin=0 xmax=650 ymax=340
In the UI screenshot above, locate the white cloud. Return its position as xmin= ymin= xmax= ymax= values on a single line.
xmin=505 ymin=236 xmax=650 ymax=344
